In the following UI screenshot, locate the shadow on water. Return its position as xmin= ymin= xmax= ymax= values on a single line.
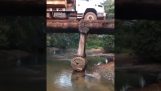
xmin=116 ymin=69 xmax=161 ymax=91
xmin=116 ymin=71 xmax=152 ymax=91
xmin=47 ymin=58 xmax=114 ymax=91
xmin=115 ymin=54 xmax=161 ymax=91
xmin=0 ymin=51 xmax=45 ymax=91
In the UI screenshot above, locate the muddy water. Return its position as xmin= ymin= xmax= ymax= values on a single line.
xmin=47 ymin=59 xmax=114 ymax=91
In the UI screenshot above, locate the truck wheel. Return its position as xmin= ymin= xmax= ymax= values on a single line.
xmin=84 ymin=12 xmax=97 ymax=20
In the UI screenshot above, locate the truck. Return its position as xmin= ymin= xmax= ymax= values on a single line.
xmin=46 ymin=0 xmax=106 ymax=20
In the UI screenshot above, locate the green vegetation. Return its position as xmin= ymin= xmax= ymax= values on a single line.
xmin=86 ymin=35 xmax=104 ymax=49
xmin=116 ymin=20 xmax=161 ymax=62
xmin=0 ymin=16 xmax=45 ymax=52
xmin=103 ymin=0 xmax=114 ymax=19
xmin=86 ymin=35 xmax=114 ymax=51
xmin=47 ymin=33 xmax=114 ymax=52
xmin=47 ymin=33 xmax=79 ymax=48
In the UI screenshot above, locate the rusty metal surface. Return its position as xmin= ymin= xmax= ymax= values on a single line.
xmin=47 ymin=19 xmax=114 ymax=34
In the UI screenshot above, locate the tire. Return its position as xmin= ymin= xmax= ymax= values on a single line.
xmin=84 ymin=12 xmax=97 ymax=20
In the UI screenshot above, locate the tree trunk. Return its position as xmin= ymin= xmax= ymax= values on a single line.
xmin=77 ymin=33 xmax=87 ymax=57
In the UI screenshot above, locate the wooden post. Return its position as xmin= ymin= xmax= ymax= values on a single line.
xmin=71 ymin=20 xmax=89 ymax=71
xmin=77 ymin=33 xmax=87 ymax=57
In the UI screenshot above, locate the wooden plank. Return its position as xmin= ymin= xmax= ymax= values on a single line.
xmin=47 ymin=19 xmax=114 ymax=29
xmin=47 ymin=19 xmax=114 ymax=34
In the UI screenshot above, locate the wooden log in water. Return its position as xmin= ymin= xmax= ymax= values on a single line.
xmin=71 ymin=33 xmax=87 ymax=71
xmin=71 ymin=22 xmax=89 ymax=71
xmin=71 ymin=57 xmax=87 ymax=71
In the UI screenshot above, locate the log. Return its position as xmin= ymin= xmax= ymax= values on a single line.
xmin=71 ymin=33 xmax=87 ymax=71
xmin=47 ymin=19 xmax=114 ymax=29
xmin=71 ymin=57 xmax=87 ymax=71
xmin=77 ymin=34 xmax=87 ymax=57
xmin=47 ymin=19 xmax=114 ymax=34
xmin=71 ymin=22 xmax=89 ymax=71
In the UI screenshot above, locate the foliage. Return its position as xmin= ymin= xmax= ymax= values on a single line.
xmin=102 ymin=34 xmax=114 ymax=52
xmin=86 ymin=34 xmax=114 ymax=52
xmin=116 ymin=20 xmax=161 ymax=62
xmin=0 ymin=16 xmax=45 ymax=52
xmin=86 ymin=35 xmax=104 ymax=49
xmin=47 ymin=33 xmax=79 ymax=48
xmin=47 ymin=34 xmax=114 ymax=52
xmin=103 ymin=0 xmax=114 ymax=19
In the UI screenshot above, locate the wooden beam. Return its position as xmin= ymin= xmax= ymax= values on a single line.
xmin=71 ymin=32 xmax=88 ymax=72
xmin=47 ymin=19 xmax=114 ymax=34
xmin=71 ymin=24 xmax=89 ymax=72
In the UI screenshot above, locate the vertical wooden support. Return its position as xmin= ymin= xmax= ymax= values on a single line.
xmin=77 ymin=33 xmax=87 ymax=57
xmin=71 ymin=20 xmax=89 ymax=71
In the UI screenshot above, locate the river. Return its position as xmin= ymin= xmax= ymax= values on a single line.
xmin=47 ymin=50 xmax=114 ymax=91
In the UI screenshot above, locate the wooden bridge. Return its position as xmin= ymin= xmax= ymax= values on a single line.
xmin=47 ymin=19 xmax=114 ymax=71
xmin=47 ymin=19 xmax=114 ymax=34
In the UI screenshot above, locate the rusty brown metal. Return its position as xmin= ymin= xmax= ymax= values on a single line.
xmin=47 ymin=19 xmax=114 ymax=34
xmin=47 ymin=20 xmax=78 ymax=29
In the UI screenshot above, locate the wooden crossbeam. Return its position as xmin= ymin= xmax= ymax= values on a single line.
xmin=47 ymin=19 xmax=114 ymax=34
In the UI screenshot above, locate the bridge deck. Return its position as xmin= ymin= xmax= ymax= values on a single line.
xmin=47 ymin=19 xmax=114 ymax=34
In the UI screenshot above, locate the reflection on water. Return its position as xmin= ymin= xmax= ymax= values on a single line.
xmin=0 ymin=52 xmax=45 ymax=91
xmin=47 ymin=60 xmax=114 ymax=91
xmin=116 ymin=70 xmax=161 ymax=91
xmin=55 ymin=71 xmax=72 ymax=88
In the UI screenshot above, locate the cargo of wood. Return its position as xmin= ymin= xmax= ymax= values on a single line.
xmin=47 ymin=0 xmax=67 ymax=8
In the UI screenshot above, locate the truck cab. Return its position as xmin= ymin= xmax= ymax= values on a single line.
xmin=76 ymin=0 xmax=106 ymax=20
xmin=46 ymin=0 xmax=106 ymax=20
